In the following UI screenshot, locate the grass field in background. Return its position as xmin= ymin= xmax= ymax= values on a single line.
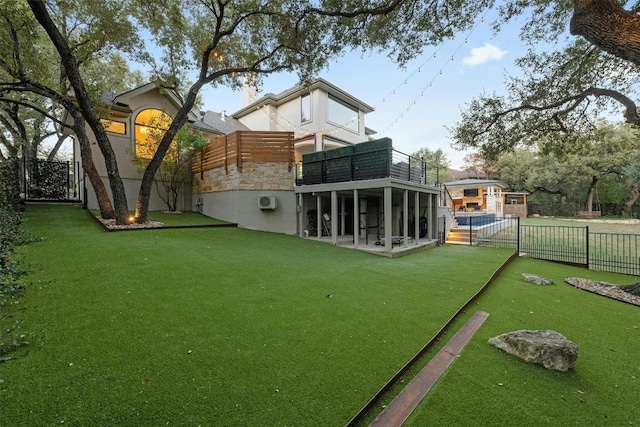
xmin=2 ymin=206 xmax=639 ymax=426
xmin=522 ymin=216 xmax=640 ymax=234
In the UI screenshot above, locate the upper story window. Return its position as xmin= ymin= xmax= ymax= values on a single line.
xmin=134 ymin=109 xmax=172 ymax=159
xmin=100 ymin=119 xmax=126 ymax=135
xmin=301 ymin=93 xmax=312 ymax=123
xmin=328 ymin=94 xmax=359 ymax=133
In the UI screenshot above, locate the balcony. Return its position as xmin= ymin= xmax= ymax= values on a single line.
xmin=296 ymin=138 xmax=440 ymax=186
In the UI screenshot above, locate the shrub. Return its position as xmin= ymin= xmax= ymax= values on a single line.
xmin=0 ymin=158 xmax=22 ymax=214
xmin=0 ymin=158 xmax=32 ymax=361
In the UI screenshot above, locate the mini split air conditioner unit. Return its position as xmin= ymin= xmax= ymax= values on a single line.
xmin=258 ymin=195 xmax=277 ymax=210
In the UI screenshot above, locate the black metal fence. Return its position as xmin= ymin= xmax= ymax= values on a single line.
xmin=459 ymin=216 xmax=640 ymax=276
xmin=22 ymin=158 xmax=81 ymax=202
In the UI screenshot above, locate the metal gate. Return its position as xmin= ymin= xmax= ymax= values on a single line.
xmin=23 ymin=158 xmax=81 ymax=202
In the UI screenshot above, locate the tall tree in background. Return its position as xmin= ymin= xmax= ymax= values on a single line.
xmin=451 ymin=1 xmax=640 ymax=158
xmin=461 ymin=152 xmax=498 ymax=180
xmin=623 ymin=152 xmax=640 ymax=216
xmin=410 ymin=147 xmax=454 ymax=183
xmin=496 ymin=123 xmax=640 ymax=214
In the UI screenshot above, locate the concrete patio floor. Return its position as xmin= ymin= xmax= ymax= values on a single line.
xmin=303 ymin=234 xmax=440 ymax=257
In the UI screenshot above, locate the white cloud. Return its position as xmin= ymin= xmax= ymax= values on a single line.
xmin=462 ymin=43 xmax=507 ymax=67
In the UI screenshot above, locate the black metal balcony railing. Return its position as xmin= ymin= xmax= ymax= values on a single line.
xmin=296 ymin=138 xmax=442 ymax=186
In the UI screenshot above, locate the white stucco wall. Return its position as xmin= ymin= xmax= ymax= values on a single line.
xmin=75 ymin=87 xmax=194 ymax=212
xmin=199 ymin=190 xmax=297 ymax=234
xmin=84 ymin=177 xmax=192 ymax=213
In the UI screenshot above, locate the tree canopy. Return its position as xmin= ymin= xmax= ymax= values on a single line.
xmin=4 ymin=0 xmax=640 ymax=222
xmin=451 ymin=0 xmax=640 ymax=159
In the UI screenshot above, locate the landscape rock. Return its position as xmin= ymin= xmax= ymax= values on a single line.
xmin=621 ymin=283 xmax=640 ymax=297
xmin=522 ymin=273 xmax=553 ymax=285
xmin=488 ymin=330 xmax=578 ymax=371
xmin=564 ymin=277 xmax=640 ymax=306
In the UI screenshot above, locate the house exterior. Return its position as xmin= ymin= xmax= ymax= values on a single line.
xmin=444 ymin=179 xmax=528 ymax=218
xmin=194 ymin=78 xmax=380 ymax=235
xmin=74 ymin=80 xmax=443 ymax=255
xmin=233 ymin=78 xmax=376 ymax=165
xmin=73 ymin=83 xmax=217 ymax=212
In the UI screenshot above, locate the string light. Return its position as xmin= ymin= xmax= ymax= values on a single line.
xmin=377 ymin=10 xmax=491 ymax=136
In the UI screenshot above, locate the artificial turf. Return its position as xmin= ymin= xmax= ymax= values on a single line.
xmin=403 ymin=257 xmax=640 ymax=426
xmin=2 ymin=205 xmax=514 ymax=426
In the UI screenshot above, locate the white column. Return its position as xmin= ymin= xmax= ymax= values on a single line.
xmin=340 ymin=196 xmax=346 ymax=236
xmin=384 ymin=187 xmax=392 ymax=251
xmin=353 ymin=190 xmax=359 ymax=248
xmin=414 ymin=192 xmax=420 ymax=244
xmin=298 ymin=194 xmax=304 ymax=237
xmin=428 ymin=193 xmax=434 ymax=240
xmin=331 ymin=191 xmax=338 ymax=244
xmin=403 ymin=189 xmax=409 ymax=247
xmin=316 ymin=196 xmax=322 ymax=238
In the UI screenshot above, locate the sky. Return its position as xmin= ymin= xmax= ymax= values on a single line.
xmin=199 ymin=11 xmax=533 ymax=170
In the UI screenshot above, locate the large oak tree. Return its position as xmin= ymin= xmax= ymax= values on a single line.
xmin=452 ymin=0 xmax=640 ymax=161
xmin=26 ymin=0 xmax=490 ymax=224
xmin=10 ymin=0 xmax=640 ymax=224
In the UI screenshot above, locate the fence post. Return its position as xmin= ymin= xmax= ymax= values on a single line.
xmin=516 ymin=216 xmax=521 ymax=254
xmin=469 ymin=216 xmax=473 ymax=246
xmin=442 ymin=215 xmax=446 ymax=245
xmin=66 ymin=161 xmax=70 ymax=200
xmin=585 ymin=226 xmax=589 ymax=269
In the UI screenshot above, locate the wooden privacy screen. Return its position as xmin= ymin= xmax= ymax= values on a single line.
xmin=193 ymin=131 xmax=295 ymax=174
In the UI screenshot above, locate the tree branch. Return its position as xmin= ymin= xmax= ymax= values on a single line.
xmin=571 ymin=0 xmax=640 ymax=65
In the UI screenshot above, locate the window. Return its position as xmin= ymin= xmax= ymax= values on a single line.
xmin=301 ymin=93 xmax=311 ymax=123
xmin=463 ymin=188 xmax=479 ymax=197
xmin=134 ymin=109 xmax=172 ymax=159
xmin=328 ymin=94 xmax=359 ymax=133
xmin=100 ymin=119 xmax=126 ymax=135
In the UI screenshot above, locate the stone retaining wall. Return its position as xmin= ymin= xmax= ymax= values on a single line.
xmin=194 ymin=162 xmax=294 ymax=193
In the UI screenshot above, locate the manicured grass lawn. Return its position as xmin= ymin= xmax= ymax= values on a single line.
xmin=2 ymin=205 xmax=514 ymax=426
xmin=522 ymin=216 xmax=640 ymax=234
xmin=403 ymin=257 xmax=640 ymax=426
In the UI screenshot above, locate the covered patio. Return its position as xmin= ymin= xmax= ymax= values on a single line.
xmin=295 ymin=177 xmax=441 ymax=257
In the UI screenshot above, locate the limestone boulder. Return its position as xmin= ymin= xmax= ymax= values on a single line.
xmin=488 ymin=330 xmax=578 ymax=371
xmin=522 ymin=273 xmax=553 ymax=285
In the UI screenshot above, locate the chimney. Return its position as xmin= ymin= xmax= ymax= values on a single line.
xmin=221 ymin=110 xmax=226 ymax=121
xmin=242 ymin=74 xmax=258 ymax=107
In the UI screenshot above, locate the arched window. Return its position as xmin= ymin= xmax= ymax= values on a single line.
xmin=134 ymin=109 xmax=172 ymax=159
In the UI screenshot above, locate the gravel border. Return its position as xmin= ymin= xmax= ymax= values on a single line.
xmin=97 ymin=218 xmax=164 ymax=230
xmin=564 ymin=277 xmax=640 ymax=307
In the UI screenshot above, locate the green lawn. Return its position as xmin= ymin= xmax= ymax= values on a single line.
xmin=2 ymin=205 xmax=513 ymax=426
xmin=403 ymin=257 xmax=640 ymax=426
xmin=2 ymin=206 xmax=639 ymax=426
xmin=522 ymin=216 xmax=640 ymax=234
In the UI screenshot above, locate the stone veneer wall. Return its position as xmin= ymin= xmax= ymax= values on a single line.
xmin=194 ymin=161 xmax=294 ymax=193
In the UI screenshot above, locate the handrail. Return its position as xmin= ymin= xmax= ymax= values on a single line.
xmin=442 ymin=184 xmax=456 ymax=215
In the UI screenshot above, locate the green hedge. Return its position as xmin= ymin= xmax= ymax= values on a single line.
xmin=0 ymin=158 xmax=30 ymax=360
xmin=0 ymin=158 xmax=21 ymax=214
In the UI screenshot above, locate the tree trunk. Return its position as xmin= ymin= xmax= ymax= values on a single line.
xmin=622 ymin=181 xmax=640 ymax=217
xmin=46 ymin=133 xmax=67 ymax=161
xmin=28 ymin=1 xmax=130 ymax=224
xmin=584 ymin=175 xmax=599 ymax=212
xmin=571 ymin=0 xmax=640 ymax=66
xmin=72 ymin=117 xmax=115 ymax=219
xmin=134 ymin=84 xmax=203 ymax=222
